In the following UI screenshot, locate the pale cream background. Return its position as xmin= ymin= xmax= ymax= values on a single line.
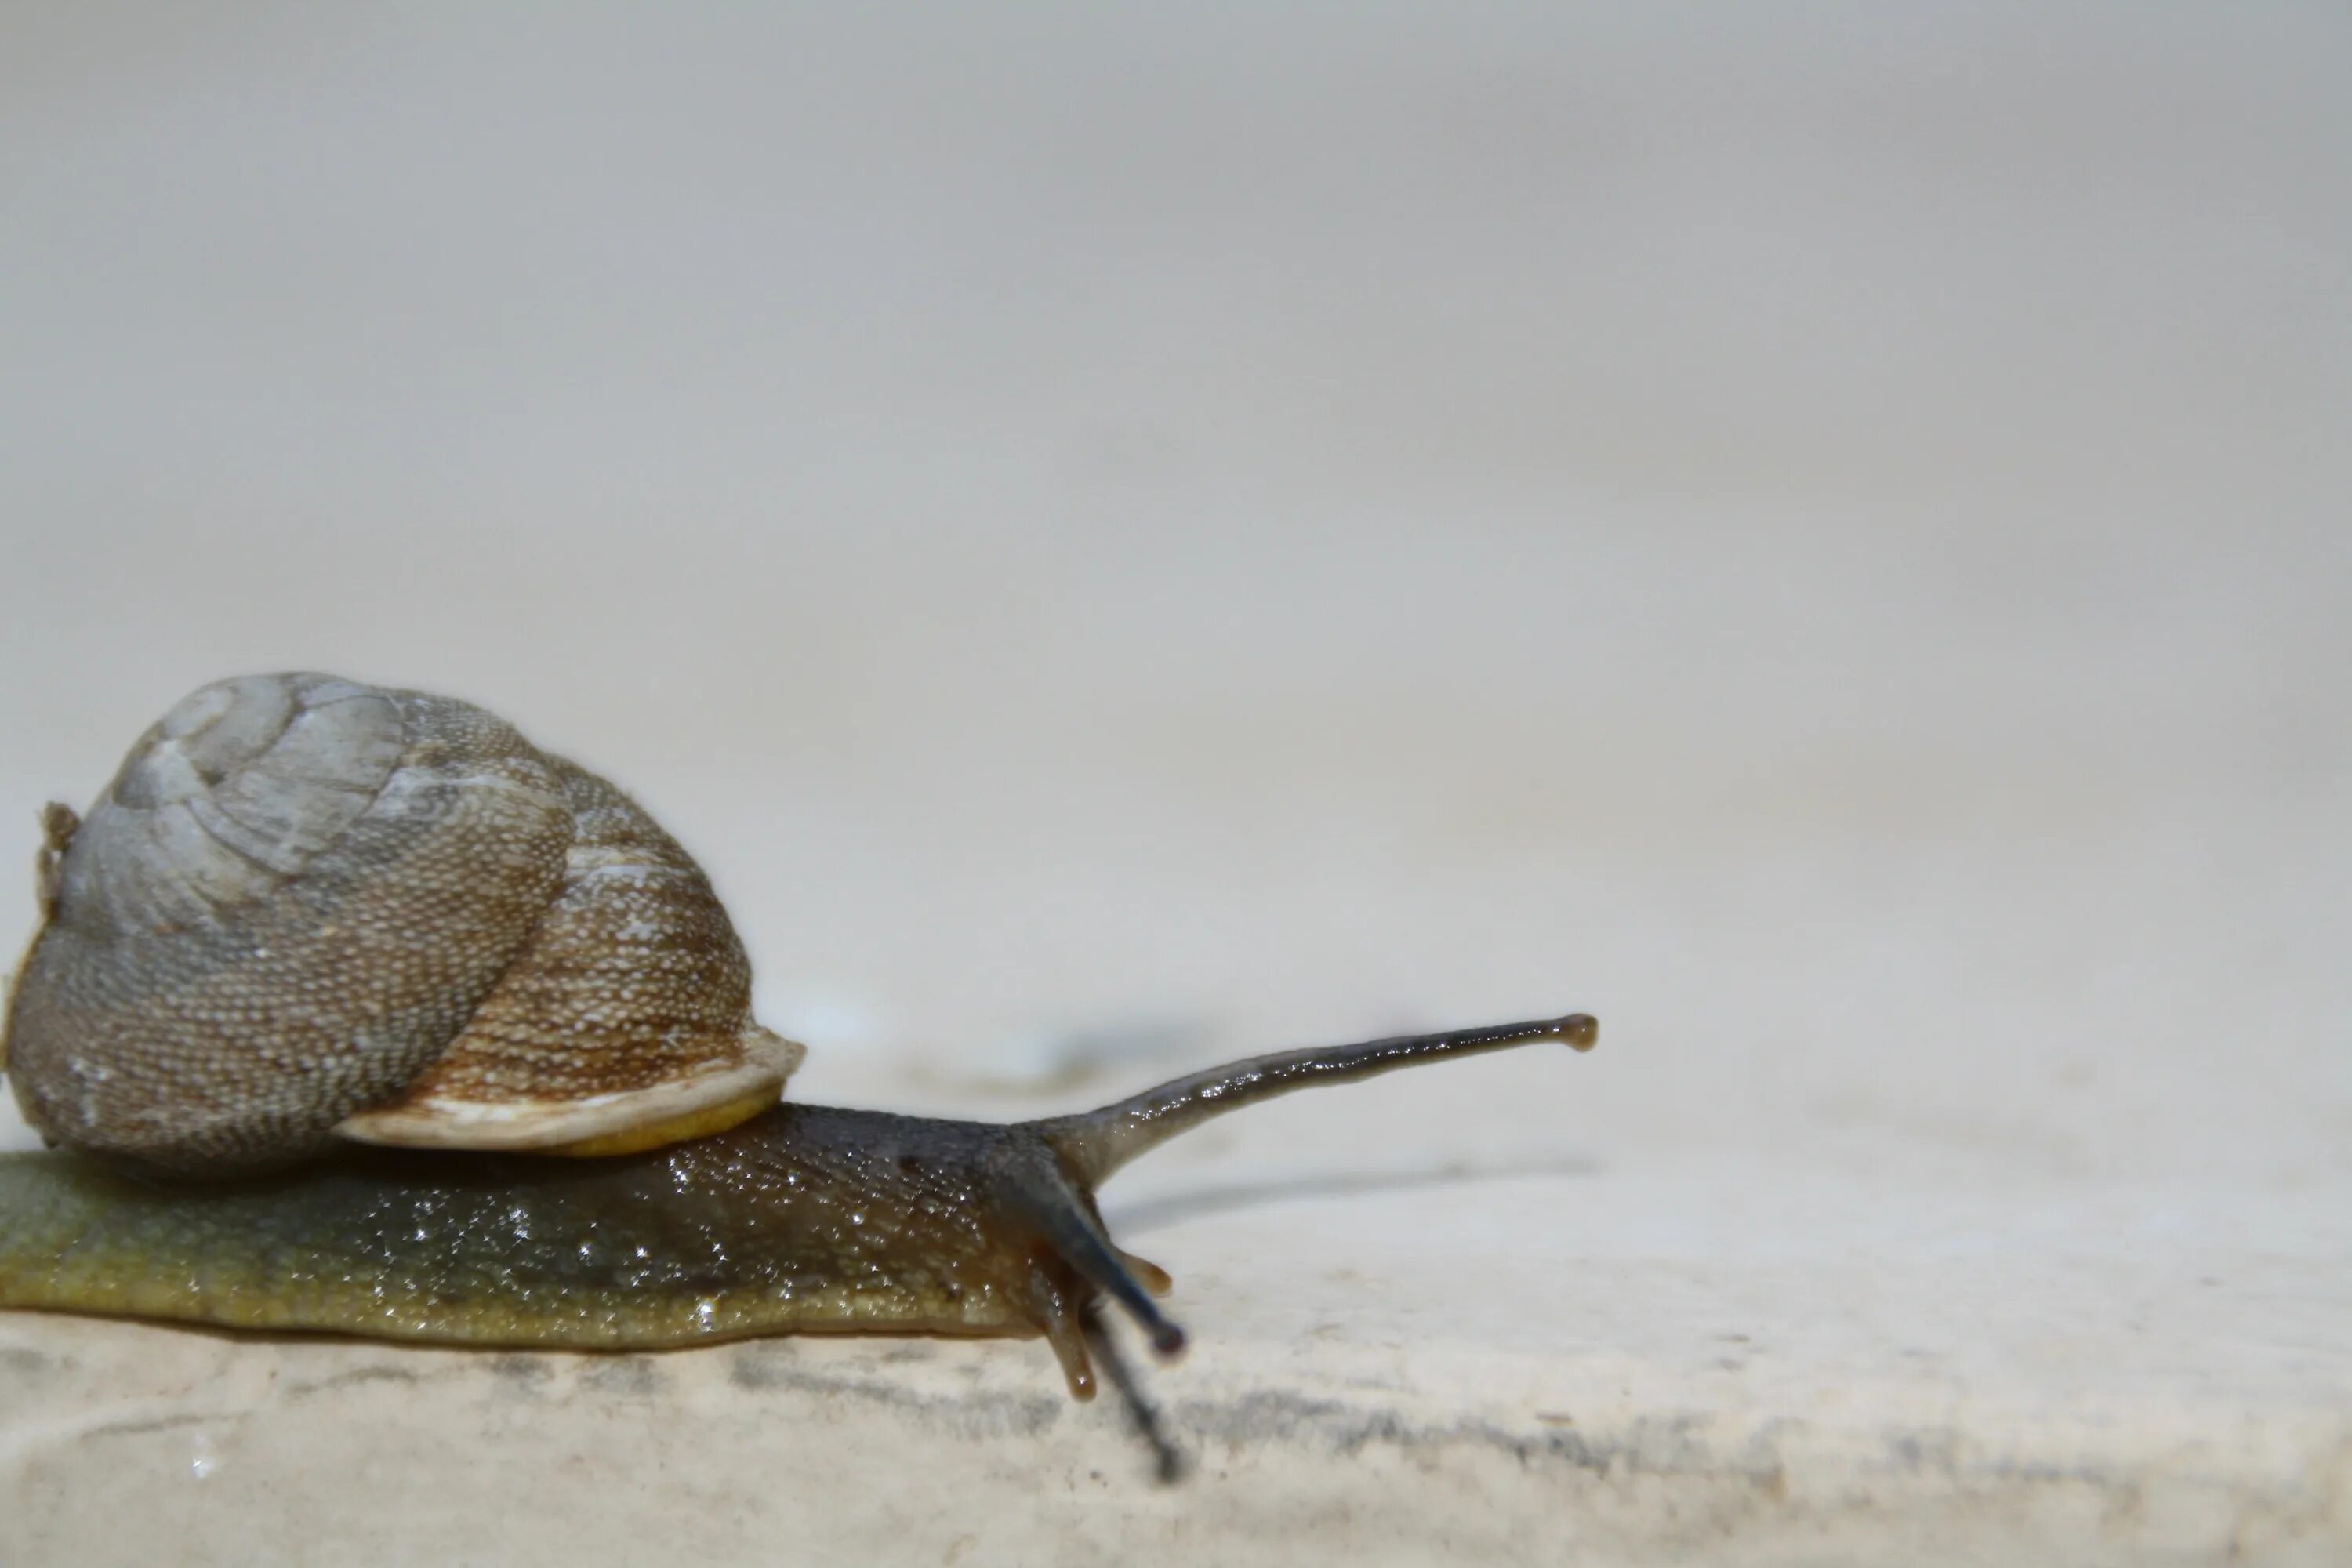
xmin=2 ymin=4 xmax=2347 ymax=1563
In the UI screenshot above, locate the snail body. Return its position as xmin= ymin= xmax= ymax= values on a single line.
xmin=1 ymin=1108 xmax=1134 ymax=1359
xmin=0 ymin=673 xmax=1595 ymax=1411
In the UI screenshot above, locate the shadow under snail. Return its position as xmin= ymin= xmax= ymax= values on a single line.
xmin=0 ymin=673 xmax=1596 ymax=1446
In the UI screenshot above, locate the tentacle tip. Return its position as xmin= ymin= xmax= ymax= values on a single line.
xmin=1149 ymin=1321 xmax=1188 ymax=1360
xmin=1558 ymin=1013 xmax=1599 ymax=1052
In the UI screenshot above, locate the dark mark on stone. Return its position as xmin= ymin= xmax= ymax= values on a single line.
xmin=284 ymin=1363 xmax=423 ymax=1397
xmin=725 ymin=1342 xmax=800 ymax=1392
xmin=581 ymin=1357 xmax=666 ymax=1398
xmin=1886 ymin=1428 xmax=1962 ymax=1475
xmin=82 ymin=1411 xmax=221 ymax=1443
xmin=1144 ymin=1392 xmax=1810 ymax=1490
xmin=720 ymin=1353 xmax=1062 ymax=1442
xmin=0 ymin=1347 xmax=57 ymax=1378
xmin=492 ymin=1354 xmax=554 ymax=1389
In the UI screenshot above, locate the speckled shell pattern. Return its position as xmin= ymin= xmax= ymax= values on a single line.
xmin=1 ymin=673 xmax=801 ymax=1174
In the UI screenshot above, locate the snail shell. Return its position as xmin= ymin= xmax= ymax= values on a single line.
xmin=2 ymin=673 xmax=802 ymax=1174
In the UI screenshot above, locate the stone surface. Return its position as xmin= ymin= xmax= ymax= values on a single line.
xmin=2 ymin=1100 xmax=2347 ymax=1565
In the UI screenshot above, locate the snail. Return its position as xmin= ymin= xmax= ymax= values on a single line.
xmin=0 ymin=673 xmax=1596 ymax=1442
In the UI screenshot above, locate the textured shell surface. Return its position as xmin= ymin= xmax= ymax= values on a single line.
xmin=2 ymin=673 xmax=801 ymax=1174
xmin=334 ymin=754 xmax=805 ymax=1152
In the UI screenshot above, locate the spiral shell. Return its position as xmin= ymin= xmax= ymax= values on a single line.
xmin=2 ymin=673 xmax=802 ymax=1174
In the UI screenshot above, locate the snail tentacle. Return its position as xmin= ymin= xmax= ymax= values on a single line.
xmin=1034 ymin=1011 xmax=1598 ymax=1187
xmin=993 ymin=1140 xmax=1188 ymax=1361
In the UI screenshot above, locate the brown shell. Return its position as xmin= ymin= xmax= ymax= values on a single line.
xmin=1 ymin=673 xmax=801 ymax=1174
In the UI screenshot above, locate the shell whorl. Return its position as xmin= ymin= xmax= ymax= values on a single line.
xmin=2 ymin=673 xmax=801 ymax=1174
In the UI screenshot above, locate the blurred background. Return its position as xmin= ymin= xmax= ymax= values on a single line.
xmin=2 ymin=2 xmax=2347 ymax=1195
